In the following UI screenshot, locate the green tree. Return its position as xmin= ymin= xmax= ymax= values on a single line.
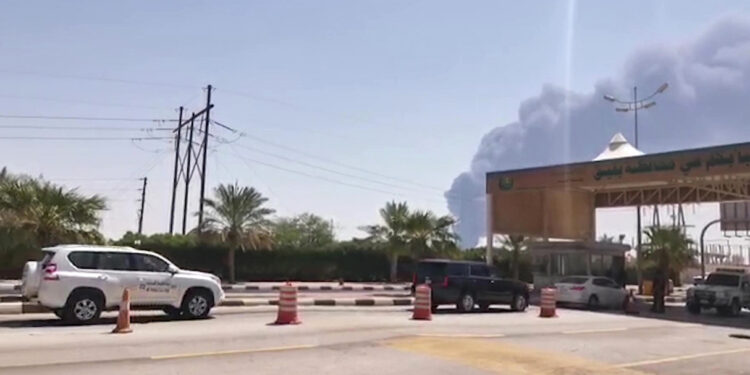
xmin=273 ymin=213 xmax=335 ymax=249
xmin=0 ymin=175 xmax=106 ymax=246
xmin=201 ymin=183 xmax=275 ymax=283
xmin=361 ymin=201 xmax=410 ymax=282
xmin=642 ymin=226 xmax=693 ymax=313
xmin=407 ymin=210 xmax=459 ymax=257
xmin=501 ymin=235 xmax=526 ymax=280
xmin=361 ymin=202 xmax=459 ymax=282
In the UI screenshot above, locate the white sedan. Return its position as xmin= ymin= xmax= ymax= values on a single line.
xmin=554 ymin=276 xmax=627 ymax=310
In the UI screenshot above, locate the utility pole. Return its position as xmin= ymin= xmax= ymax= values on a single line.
xmin=197 ymin=85 xmax=212 ymax=230
xmin=167 ymin=85 xmax=214 ymax=235
xmin=137 ymin=177 xmax=148 ymax=235
xmin=168 ymin=107 xmax=184 ymax=234
xmin=182 ymin=114 xmax=195 ymax=235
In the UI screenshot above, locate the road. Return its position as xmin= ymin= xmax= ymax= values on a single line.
xmin=1 ymin=305 xmax=749 ymax=374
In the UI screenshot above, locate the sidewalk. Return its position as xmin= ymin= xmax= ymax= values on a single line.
xmin=222 ymin=282 xmax=411 ymax=292
xmin=0 ymin=296 xmax=415 ymax=315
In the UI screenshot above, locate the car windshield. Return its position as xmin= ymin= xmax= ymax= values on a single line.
xmin=558 ymin=277 xmax=589 ymax=284
xmin=705 ymin=274 xmax=740 ymax=287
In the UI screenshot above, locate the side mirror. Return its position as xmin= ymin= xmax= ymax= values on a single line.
xmin=168 ymin=265 xmax=179 ymax=275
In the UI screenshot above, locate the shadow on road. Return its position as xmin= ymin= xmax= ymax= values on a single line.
xmin=0 ymin=313 xmax=213 ymax=329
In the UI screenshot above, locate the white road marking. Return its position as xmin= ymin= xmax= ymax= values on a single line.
xmin=415 ymin=333 xmax=506 ymax=338
xmin=562 ymin=328 xmax=629 ymax=334
xmin=150 ymin=344 xmax=318 ymax=360
xmin=616 ymin=347 xmax=750 ymax=368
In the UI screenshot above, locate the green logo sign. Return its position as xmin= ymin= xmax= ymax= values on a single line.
xmin=499 ymin=176 xmax=514 ymax=191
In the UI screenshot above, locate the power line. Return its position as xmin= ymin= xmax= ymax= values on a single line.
xmin=0 ymin=114 xmax=176 ymax=122
xmin=0 ymin=69 xmax=199 ymax=90
xmin=0 ymin=136 xmax=172 ymax=141
xmin=0 ymin=94 xmax=166 ymax=110
xmin=231 ymin=142 xmax=434 ymax=194
xmin=0 ymin=125 xmax=173 ymax=131
xmin=212 ymin=119 xmax=445 ymax=192
xmin=227 ymin=146 xmax=443 ymax=204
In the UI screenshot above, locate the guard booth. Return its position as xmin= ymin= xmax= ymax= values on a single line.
xmin=528 ymin=240 xmax=629 ymax=289
xmin=485 ymin=136 xmax=750 ymax=287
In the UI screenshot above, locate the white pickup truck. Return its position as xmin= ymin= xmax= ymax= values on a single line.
xmin=686 ymin=268 xmax=750 ymax=317
xmin=22 ymin=244 xmax=224 ymax=324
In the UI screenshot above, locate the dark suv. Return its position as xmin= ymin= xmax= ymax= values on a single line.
xmin=412 ymin=259 xmax=529 ymax=312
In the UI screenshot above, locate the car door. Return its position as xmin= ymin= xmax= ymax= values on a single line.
xmin=594 ymin=277 xmax=623 ymax=307
xmin=742 ymin=277 xmax=750 ymax=307
xmin=130 ymin=253 xmax=177 ymax=305
xmin=591 ymin=278 xmax=612 ymax=306
xmin=489 ymin=267 xmax=514 ymax=303
xmin=469 ymin=264 xmax=493 ymax=302
xmin=96 ymin=252 xmax=140 ymax=306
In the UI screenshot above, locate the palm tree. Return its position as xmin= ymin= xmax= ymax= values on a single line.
xmin=407 ymin=210 xmax=459 ymax=257
xmin=361 ymin=202 xmax=411 ymax=282
xmin=361 ymin=202 xmax=459 ymax=282
xmin=202 ymin=183 xmax=275 ymax=283
xmin=642 ymin=226 xmax=693 ymax=313
xmin=501 ymin=235 xmax=526 ymax=280
xmin=0 ymin=177 xmax=106 ymax=246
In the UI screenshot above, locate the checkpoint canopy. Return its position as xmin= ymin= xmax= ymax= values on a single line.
xmin=485 ymin=139 xmax=750 ymax=241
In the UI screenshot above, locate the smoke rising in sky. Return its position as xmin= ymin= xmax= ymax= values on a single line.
xmin=447 ymin=16 xmax=750 ymax=247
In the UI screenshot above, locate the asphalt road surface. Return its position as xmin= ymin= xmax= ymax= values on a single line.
xmin=1 ymin=305 xmax=749 ymax=374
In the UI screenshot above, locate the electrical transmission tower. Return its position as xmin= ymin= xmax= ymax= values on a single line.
xmin=168 ymin=85 xmax=214 ymax=234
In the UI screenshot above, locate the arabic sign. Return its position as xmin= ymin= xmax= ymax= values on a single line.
xmin=487 ymin=142 xmax=750 ymax=193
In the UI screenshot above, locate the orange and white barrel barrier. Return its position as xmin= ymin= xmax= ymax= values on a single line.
xmin=273 ymin=283 xmax=301 ymax=325
xmin=412 ymin=284 xmax=432 ymax=320
xmin=539 ymin=287 xmax=557 ymax=318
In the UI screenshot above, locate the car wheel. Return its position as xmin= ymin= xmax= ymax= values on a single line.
xmin=64 ymin=292 xmax=103 ymax=324
xmin=163 ymin=306 xmax=183 ymax=319
xmin=730 ymin=299 xmax=741 ymax=317
xmin=456 ymin=292 xmax=475 ymax=313
xmin=182 ymin=289 xmax=212 ymax=319
xmin=686 ymin=302 xmax=701 ymax=315
xmin=587 ymin=295 xmax=600 ymax=310
xmin=511 ymin=294 xmax=528 ymax=312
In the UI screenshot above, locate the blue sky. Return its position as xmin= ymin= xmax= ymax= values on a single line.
xmin=2 ymin=1 xmax=750 ymax=241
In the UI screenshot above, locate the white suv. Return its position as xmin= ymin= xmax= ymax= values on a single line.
xmin=21 ymin=245 xmax=224 ymax=324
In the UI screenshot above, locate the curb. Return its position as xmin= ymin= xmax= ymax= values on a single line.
xmin=0 ymin=298 xmax=413 ymax=315
xmin=219 ymin=298 xmax=413 ymax=307
xmin=0 ymin=284 xmax=20 ymax=294
xmin=222 ymin=284 xmax=411 ymax=292
xmin=0 ymin=302 xmax=49 ymax=315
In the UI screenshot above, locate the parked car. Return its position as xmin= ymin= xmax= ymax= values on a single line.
xmin=686 ymin=268 xmax=750 ymax=316
xmin=412 ymin=259 xmax=529 ymax=313
xmin=554 ymin=276 xmax=627 ymax=309
xmin=22 ymin=244 xmax=224 ymax=324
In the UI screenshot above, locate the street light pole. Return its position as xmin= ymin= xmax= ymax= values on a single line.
xmin=603 ymin=82 xmax=668 ymax=293
xmin=633 ymin=86 xmax=642 ymax=295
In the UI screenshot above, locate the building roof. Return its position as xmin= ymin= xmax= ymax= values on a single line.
xmin=592 ymin=133 xmax=644 ymax=161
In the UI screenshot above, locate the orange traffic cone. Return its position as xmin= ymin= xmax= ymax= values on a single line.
xmin=112 ymin=288 xmax=132 ymax=334
xmin=273 ymin=283 xmax=300 ymax=325
xmin=412 ymin=284 xmax=432 ymax=320
xmin=624 ymin=290 xmax=639 ymax=315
